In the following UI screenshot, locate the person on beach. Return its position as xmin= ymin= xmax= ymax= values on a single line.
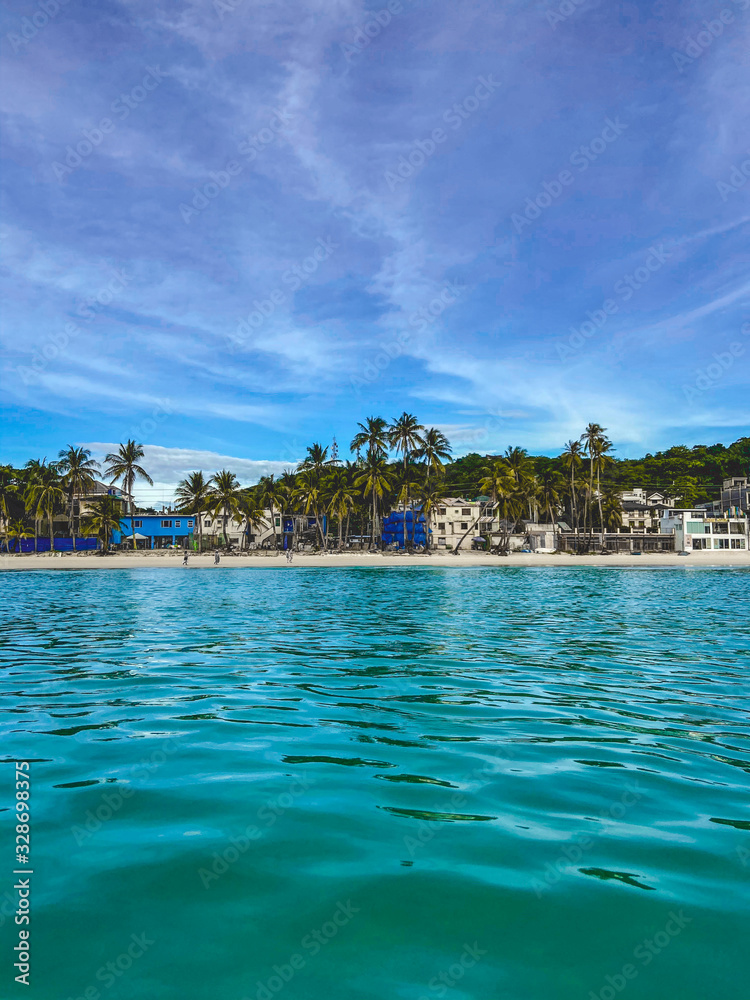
xmin=182 ymin=552 xmax=189 ymax=566
xmin=214 ymin=550 xmax=220 ymax=565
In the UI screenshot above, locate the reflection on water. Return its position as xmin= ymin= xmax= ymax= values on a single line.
xmin=1 ymin=567 xmax=748 ymax=1000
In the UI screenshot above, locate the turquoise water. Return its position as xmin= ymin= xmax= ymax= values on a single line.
xmin=1 ymin=567 xmax=749 ymax=1000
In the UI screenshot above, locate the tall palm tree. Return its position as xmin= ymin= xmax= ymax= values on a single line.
xmin=299 ymin=444 xmax=333 ymax=546
xmin=561 ymin=440 xmax=583 ymax=542
xmin=104 ymin=441 xmax=154 ymax=550
xmin=355 ymin=454 xmax=392 ymax=549
xmin=57 ymin=446 xmax=100 ymax=551
xmin=537 ymin=469 xmax=563 ymax=528
xmin=81 ymin=495 xmax=123 ymax=554
xmin=414 ymin=428 xmax=452 ymax=487
xmin=388 ymin=412 xmax=425 ymax=547
xmin=350 ymin=417 xmax=389 ymax=463
xmin=0 ymin=466 xmax=20 ymax=554
xmin=602 ymin=489 xmax=623 ymax=534
xmin=580 ymin=423 xmax=612 ymax=547
xmin=208 ymin=470 xmax=243 ymax=550
xmin=256 ymin=474 xmax=285 ymax=551
xmin=24 ymin=463 xmax=65 ymax=552
xmin=175 ymin=471 xmax=212 ymax=553
xmin=24 ymin=459 xmax=48 ymax=552
xmin=479 ymin=458 xmax=520 ymax=555
xmin=295 ymin=468 xmax=325 ymax=548
xmin=239 ymin=489 xmax=268 ymax=550
xmin=325 ymin=468 xmax=357 ymax=550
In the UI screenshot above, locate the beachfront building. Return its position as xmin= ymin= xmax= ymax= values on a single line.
xmin=721 ymin=476 xmax=749 ymax=515
xmin=431 ymin=498 xmax=486 ymax=548
xmin=115 ymin=512 xmax=196 ymax=549
xmin=659 ymin=509 xmax=748 ymax=553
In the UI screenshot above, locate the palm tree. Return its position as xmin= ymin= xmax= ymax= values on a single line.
xmin=602 ymin=489 xmax=623 ymax=534
xmin=239 ymin=489 xmax=268 ymax=550
xmin=0 ymin=466 xmax=20 ymax=554
xmin=580 ymin=424 xmax=612 ymax=547
xmin=479 ymin=458 xmax=520 ymax=555
xmin=350 ymin=417 xmax=389 ymax=463
xmin=57 ymin=446 xmax=100 ymax=551
xmin=7 ymin=519 xmax=31 ymax=555
xmin=561 ymin=440 xmax=583 ymax=543
xmin=104 ymin=441 xmax=154 ymax=550
xmin=256 ymin=474 xmax=285 ymax=551
xmin=24 ymin=462 xmax=65 ymax=552
xmin=81 ymin=495 xmax=123 ymax=554
xmin=537 ymin=469 xmax=563 ymax=528
xmin=208 ymin=470 xmax=243 ymax=550
xmin=388 ymin=412 xmax=425 ymax=548
xmin=175 ymin=471 xmax=212 ymax=553
xmin=414 ymin=428 xmax=452 ymax=487
xmin=395 ymin=463 xmax=423 ymax=549
xmin=299 ymin=444 xmax=333 ymax=546
xmin=325 ymin=468 xmax=357 ymax=550
xmin=420 ymin=479 xmax=446 ymax=552
xmin=355 ymin=454 xmax=392 ymax=549
xmin=24 ymin=459 xmax=47 ymax=552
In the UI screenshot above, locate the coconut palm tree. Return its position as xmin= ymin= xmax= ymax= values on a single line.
xmin=420 ymin=478 xmax=447 ymax=552
xmin=388 ymin=412 xmax=425 ymax=547
xmin=104 ymin=441 xmax=153 ymax=550
xmin=208 ymin=470 xmax=243 ymax=550
xmin=299 ymin=444 xmax=333 ymax=546
xmin=0 ymin=466 xmax=20 ymax=554
xmin=7 ymin=519 xmax=31 ymax=555
xmin=414 ymin=428 xmax=452 ymax=487
xmin=355 ymin=454 xmax=392 ymax=549
xmin=602 ymin=489 xmax=623 ymax=534
xmin=81 ymin=495 xmax=123 ymax=554
xmin=238 ymin=489 xmax=268 ymax=550
xmin=256 ymin=474 xmax=285 ymax=551
xmin=580 ymin=423 xmax=611 ymax=547
xmin=479 ymin=458 xmax=520 ymax=555
xmin=350 ymin=416 xmax=389 ymax=463
xmin=561 ymin=440 xmax=583 ymax=542
xmin=295 ymin=468 xmax=325 ymax=548
xmin=537 ymin=469 xmax=564 ymax=528
xmin=175 ymin=471 xmax=212 ymax=553
xmin=325 ymin=467 xmax=357 ymax=550
xmin=23 ymin=459 xmax=48 ymax=552
xmin=24 ymin=462 xmax=65 ymax=552
xmin=57 ymin=446 xmax=100 ymax=551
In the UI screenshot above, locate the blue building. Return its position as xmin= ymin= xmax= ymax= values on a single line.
xmin=114 ymin=513 xmax=195 ymax=549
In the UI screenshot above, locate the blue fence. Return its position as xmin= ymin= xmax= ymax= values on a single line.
xmin=3 ymin=537 xmax=99 ymax=553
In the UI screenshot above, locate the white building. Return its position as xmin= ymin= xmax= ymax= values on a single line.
xmin=432 ymin=498 xmax=485 ymax=548
xmin=659 ymin=509 xmax=748 ymax=553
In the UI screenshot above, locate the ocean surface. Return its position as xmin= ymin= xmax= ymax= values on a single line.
xmin=1 ymin=567 xmax=748 ymax=1000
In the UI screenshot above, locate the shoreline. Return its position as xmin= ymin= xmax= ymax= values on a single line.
xmin=2 ymin=551 xmax=750 ymax=570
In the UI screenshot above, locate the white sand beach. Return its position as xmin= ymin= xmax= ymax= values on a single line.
xmin=2 ymin=551 xmax=749 ymax=570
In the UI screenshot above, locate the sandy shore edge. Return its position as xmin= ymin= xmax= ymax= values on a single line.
xmin=2 ymin=552 xmax=750 ymax=570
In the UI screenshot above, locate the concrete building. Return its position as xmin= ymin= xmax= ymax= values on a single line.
xmin=659 ymin=509 xmax=748 ymax=553
xmin=721 ymin=476 xmax=749 ymax=515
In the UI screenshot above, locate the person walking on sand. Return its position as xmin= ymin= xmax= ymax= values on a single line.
xmin=182 ymin=552 xmax=189 ymax=566
xmin=214 ymin=550 xmax=220 ymax=565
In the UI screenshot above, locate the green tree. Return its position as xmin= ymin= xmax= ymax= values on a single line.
xmin=24 ymin=462 xmax=65 ymax=552
xmin=57 ymin=446 xmax=100 ymax=550
xmin=208 ymin=470 xmax=243 ymax=550
xmin=81 ymin=495 xmax=123 ymax=554
xmin=104 ymin=441 xmax=154 ymax=550
xmin=355 ymin=454 xmax=392 ymax=549
xmin=388 ymin=412 xmax=425 ymax=547
xmin=175 ymin=471 xmax=212 ymax=553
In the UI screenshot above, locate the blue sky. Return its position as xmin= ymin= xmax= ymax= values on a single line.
xmin=1 ymin=0 xmax=749 ymax=498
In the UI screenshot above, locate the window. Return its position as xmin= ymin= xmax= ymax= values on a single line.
xmin=730 ymin=522 xmax=744 ymax=534
xmin=174 ymin=520 xmax=181 ymax=527
xmin=187 ymin=520 xmax=193 ymax=527
xmin=713 ymin=522 xmax=728 ymax=534
xmin=437 ymin=522 xmax=445 ymax=530
xmin=692 ymin=538 xmax=707 ymax=549
xmin=438 ymin=507 xmax=446 ymax=515
xmin=687 ymin=522 xmax=706 ymax=533
xmin=275 ymin=518 xmax=280 ymax=526
xmin=161 ymin=520 xmax=172 ymax=528
xmin=438 ymin=537 xmax=446 ymax=545
xmin=460 ymin=522 xmax=468 ymax=530
xmin=714 ymin=538 xmax=729 ymax=549
xmin=462 ymin=508 xmax=470 ymax=515
xmin=134 ymin=520 xmax=142 ymax=528
xmin=204 ymin=520 xmax=212 ymax=527
xmin=731 ymin=538 xmax=746 ymax=549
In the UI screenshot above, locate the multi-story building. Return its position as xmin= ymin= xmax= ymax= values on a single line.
xmin=431 ymin=498 xmax=484 ymax=548
xmin=659 ymin=509 xmax=748 ymax=553
xmin=721 ymin=477 xmax=749 ymax=515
